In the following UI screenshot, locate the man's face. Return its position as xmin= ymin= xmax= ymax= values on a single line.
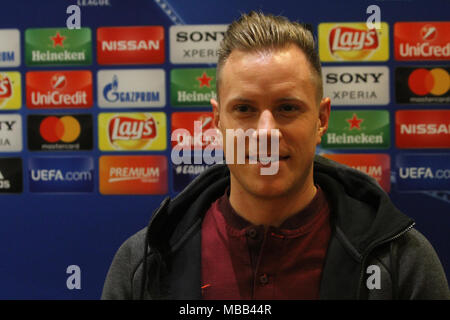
xmin=211 ymin=44 xmax=330 ymax=199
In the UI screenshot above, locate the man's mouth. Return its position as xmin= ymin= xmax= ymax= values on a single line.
xmin=246 ymin=155 xmax=290 ymax=164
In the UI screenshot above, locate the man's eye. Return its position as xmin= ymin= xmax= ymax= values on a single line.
xmin=278 ymin=104 xmax=299 ymax=112
xmin=235 ymin=105 xmax=252 ymax=112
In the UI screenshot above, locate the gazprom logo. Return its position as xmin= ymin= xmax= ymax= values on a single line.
xmin=103 ymin=74 xmax=119 ymax=102
xmin=28 ymin=157 xmax=94 ymax=193
xmin=102 ymin=74 xmax=160 ymax=103
xmin=98 ymin=69 xmax=165 ymax=108
xmin=0 ymin=51 xmax=15 ymax=62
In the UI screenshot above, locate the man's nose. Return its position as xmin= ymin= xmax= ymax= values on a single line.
xmin=252 ymin=110 xmax=281 ymax=146
xmin=257 ymin=109 xmax=277 ymax=131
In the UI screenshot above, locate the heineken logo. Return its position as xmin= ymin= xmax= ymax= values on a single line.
xmin=197 ymin=72 xmax=213 ymax=88
xmin=322 ymin=110 xmax=390 ymax=149
xmin=25 ymin=28 xmax=92 ymax=66
xmin=51 ymin=32 xmax=66 ymax=47
xmin=171 ymin=68 xmax=216 ymax=107
xmin=347 ymin=113 xmax=363 ymax=130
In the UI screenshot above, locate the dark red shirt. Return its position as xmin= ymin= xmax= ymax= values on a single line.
xmin=201 ymin=186 xmax=331 ymax=300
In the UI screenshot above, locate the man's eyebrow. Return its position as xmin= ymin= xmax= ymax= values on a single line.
xmin=275 ymin=97 xmax=309 ymax=107
xmin=275 ymin=97 xmax=304 ymax=103
xmin=229 ymin=97 xmax=255 ymax=103
xmin=226 ymin=97 xmax=309 ymax=107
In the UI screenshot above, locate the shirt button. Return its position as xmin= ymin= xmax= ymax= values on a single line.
xmin=259 ymin=273 xmax=269 ymax=285
xmin=246 ymin=228 xmax=258 ymax=239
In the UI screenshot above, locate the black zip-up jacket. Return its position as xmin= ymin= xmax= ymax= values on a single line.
xmin=102 ymin=156 xmax=450 ymax=299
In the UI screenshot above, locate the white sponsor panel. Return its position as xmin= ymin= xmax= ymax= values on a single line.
xmin=0 ymin=114 xmax=22 ymax=151
xmin=97 ymin=69 xmax=165 ymax=108
xmin=170 ymin=25 xmax=227 ymax=64
xmin=323 ymin=66 xmax=390 ymax=105
xmin=0 ymin=29 xmax=20 ymax=67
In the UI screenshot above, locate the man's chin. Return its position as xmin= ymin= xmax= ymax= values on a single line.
xmin=243 ymin=173 xmax=293 ymax=198
xmin=246 ymin=183 xmax=293 ymax=199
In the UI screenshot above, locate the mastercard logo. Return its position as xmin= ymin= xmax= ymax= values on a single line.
xmin=408 ymin=68 xmax=449 ymax=96
xmin=39 ymin=116 xmax=81 ymax=143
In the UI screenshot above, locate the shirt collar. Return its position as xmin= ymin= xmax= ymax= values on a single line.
xmin=218 ymin=185 xmax=328 ymax=233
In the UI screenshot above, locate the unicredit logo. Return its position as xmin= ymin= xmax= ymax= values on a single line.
xmin=51 ymin=74 xmax=66 ymax=90
xmin=394 ymin=22 xmax=450 ymax=61
xmin=97 ymin=26 xmax=165 ymax=65
xmin=421 ymin=25 xmax=438 ymax=41
xmin=31 ymin=90 xmax=87 ymax=106
xmin=399 ymin=42 xmax=450 ymax=58
xmin=26 ymin=70 xmax=92 ymax=108
xmin=171 ymin=113 xmax=216 ymax=149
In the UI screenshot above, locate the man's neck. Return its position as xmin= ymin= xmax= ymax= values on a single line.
xmin=228 ymin=178 xmax=318 ymax=228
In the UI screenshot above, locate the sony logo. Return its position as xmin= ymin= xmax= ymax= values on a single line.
xmin=326 ymin=72 xmax=384 ymax=84
xmin=0 ymin=120 xmax=16 ymax=131
xmin=176 ymin=31 xmax=225 ymax=42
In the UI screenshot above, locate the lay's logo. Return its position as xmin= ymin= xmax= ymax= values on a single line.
xmin=0 ymin=72 xmax=21 ymax=110
xmin=329 ymin=26 xmax=379 ymax=53
xmin=319 ymin=22 xmax=389 ymax=62
xmin=108 ymin=115 xmax=157 ymax=144
xmin=98 ymin=112 xmax=166 ymax=151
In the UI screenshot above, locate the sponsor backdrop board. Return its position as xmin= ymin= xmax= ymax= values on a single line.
xmin=0 ymin=0 xmax=448 ymax=299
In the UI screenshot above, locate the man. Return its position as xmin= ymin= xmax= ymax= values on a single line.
xmin=102 ymin=12 xmax=449 ymax=300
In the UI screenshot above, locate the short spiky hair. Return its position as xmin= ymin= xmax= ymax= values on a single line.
xmin=216 ymin=11 xmax=323 ymax=103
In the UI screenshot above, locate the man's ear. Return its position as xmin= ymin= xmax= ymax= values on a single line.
xmin=317 ymin=97 xmax=331 ymax=144
xmin=211 ymin=98 xmax=220 ymax=130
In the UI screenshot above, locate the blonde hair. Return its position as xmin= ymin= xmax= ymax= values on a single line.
xmin=216 ymin=11 xmax=323 ymax=103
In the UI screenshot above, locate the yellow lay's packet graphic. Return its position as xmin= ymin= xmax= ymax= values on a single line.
xmin=0 ymin=72 xmax=21 ymax=110
xmin=98 ymin=112 xmax=167 ymax=151
xmin=319 ymin=22 xmax=389 ymax=62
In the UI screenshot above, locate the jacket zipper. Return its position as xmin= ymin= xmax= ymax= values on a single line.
xmin=356 ymin=222 xmax=415 ymax=299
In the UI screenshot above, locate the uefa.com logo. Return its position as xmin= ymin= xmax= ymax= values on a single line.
xmin=171 ymin=121 xmax=281 ymax=175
